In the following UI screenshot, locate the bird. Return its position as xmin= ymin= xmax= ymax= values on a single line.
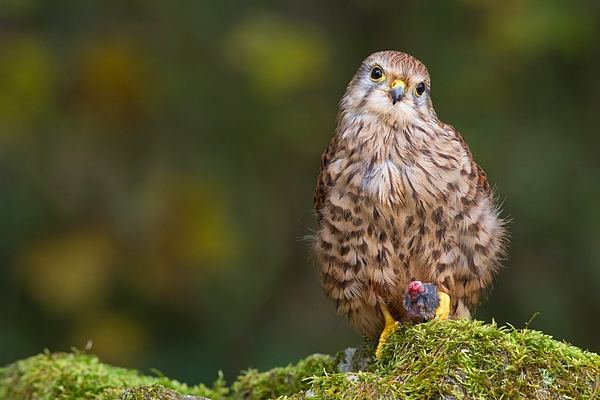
xmin=312 ymin=51 xmax=506 ymax=354
xmin=403 ymin=280 xmax=445 ymax=323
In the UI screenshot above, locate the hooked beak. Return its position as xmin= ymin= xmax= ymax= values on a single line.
xmin=389 ymin=80 xmax=406 ymax=105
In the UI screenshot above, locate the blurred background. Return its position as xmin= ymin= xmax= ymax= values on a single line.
xmin=1 ymin=0 xmax=600 ymax=386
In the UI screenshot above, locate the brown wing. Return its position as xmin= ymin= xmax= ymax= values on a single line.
xmin=313 ymin=137 xmax=338 ymax=220
xmin=441 ymin=123 xmax=504 ymax=316
xmin=443 ymin=123 xmax=491 ymax=195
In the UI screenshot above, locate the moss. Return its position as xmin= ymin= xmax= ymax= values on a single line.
xmin=293 ymin=319 xmax=600 ymax=399
xmin=122 ymin=383 xmax=212 ymax=399
xmin=0 ymin=349 xmax=221 ymax=400
xmin=2 ymin=320 xmax=600 ymax=399
xmin=229 ymin=353 xmax=336 ymax=400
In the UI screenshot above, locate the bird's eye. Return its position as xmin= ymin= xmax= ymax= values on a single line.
xmin=415 ymin=82 xmax=426 ymax=96
xmin=370 ymin=66 xmax=385 ymax=82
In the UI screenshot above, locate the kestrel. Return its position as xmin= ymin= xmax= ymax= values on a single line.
xmin=313 ymin=51 xmax=506 ymax=354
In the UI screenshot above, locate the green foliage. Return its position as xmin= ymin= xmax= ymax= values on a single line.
xmin=2 ymin=321 xmax=600 ymax=399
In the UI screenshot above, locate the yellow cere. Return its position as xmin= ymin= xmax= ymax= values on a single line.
xmin=390 ymin=79 xmax=406 ymax=91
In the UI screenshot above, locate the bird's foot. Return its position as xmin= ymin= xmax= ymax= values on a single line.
xmin=375 ymin=303 xmax=399 ymax=357
xmin=435 ymin=291 xmax=450 ymax=319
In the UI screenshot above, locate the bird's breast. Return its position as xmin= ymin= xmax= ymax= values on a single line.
xmin=360 ymin=159 xmax=407 ymax=206
xmin=334 ymin=120 xmax=472 ymax=210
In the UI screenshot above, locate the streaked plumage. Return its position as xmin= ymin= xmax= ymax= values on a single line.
xmin=313 ymin=51 xmax=506 ymax=338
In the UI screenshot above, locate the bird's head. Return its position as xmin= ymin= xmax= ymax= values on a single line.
xmin=408 ymin=280 xmax=426 ymax=302
xmin=340 ymin=51 xmax=436 ymax=128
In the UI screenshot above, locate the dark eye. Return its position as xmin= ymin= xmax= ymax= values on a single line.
xmin=370 ymin=66 xmax=384 ymax=82
xmin=415 ymin=82 xmax=426 ymax=96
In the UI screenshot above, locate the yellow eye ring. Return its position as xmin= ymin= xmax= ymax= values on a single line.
xmin=415 ymin=82 xmax=426 ymax=96
xmin=370 ymin=66 xmax=385 ymax=82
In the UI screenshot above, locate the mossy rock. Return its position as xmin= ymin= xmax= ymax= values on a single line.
xmin=0 ymin=348 xmax=223 ymax=399
xmin=0 ymin=349 xmax=333 ymax=400
xmin=1 ymin=320 xmax=599 ymax=399
xmin=288 ymin=319 xmax=600 ymax=399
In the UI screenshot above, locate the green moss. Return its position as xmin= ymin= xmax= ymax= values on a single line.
xmin=229 ymin=353 xmax=335 ymax=400
xmin=2 ymin=320 xmax=600 ymax=399
xmin=293 ymin=319 xmax=600 ymax=399
xmin=0 ymin=349 xmax=221 ymax=400
xmin=122 ymin=383 xmax=199 ymax=400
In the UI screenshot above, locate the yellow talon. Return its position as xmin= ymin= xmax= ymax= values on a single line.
xmin=375 ymin=303 xmax=398 ymax=357
xmin=435 ymin=291 xmax=450 ymax=319
xmin=376 ymin=292 xmax=448 ymax=357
